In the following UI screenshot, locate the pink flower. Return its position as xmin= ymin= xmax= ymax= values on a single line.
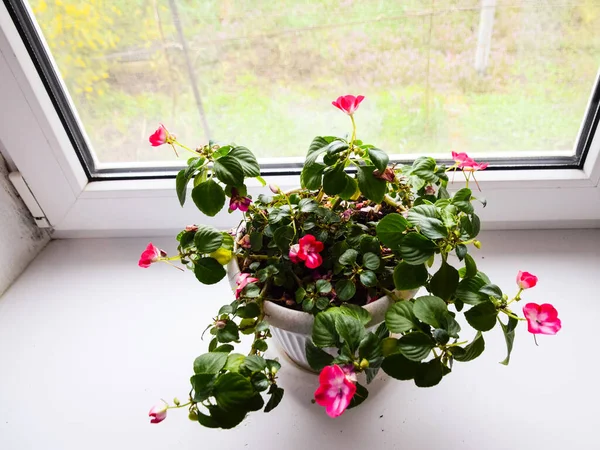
xmin=332 ymin=95 xmax=365 ymax=115
xmin=138 ymin=243 xmax=162 ymax=268
xmin=149 ymin=124 xmax=174 ymax=147
xmin=148 ymin=402 xmax=168 ymax=424
xmin=229 ymin=188 xmax=252 ymax=212
xmin=523 ymin=303 xmax=562 ymax=335
xmin=451 ymin=151 xmax=488 ymax=171
xmin=517 ymin=271 xmax=538 ymax=290
xmin=424 ymin=185 xmax=436 ymax=196
xmin=235 ymin=272 xmax=259 ymax=299
xmin=289 ymin=244 xmax=300 ymax=263
xmin=314 ymin=364 xmax=357 ymax=418
xmin=269 ymin=184 xmax=280 ymax=194
xmin=297 ymin=234 xmax=324 ymax=269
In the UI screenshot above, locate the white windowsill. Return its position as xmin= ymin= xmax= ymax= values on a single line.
xmin=0 ymin=230 xmax=598 ymax=449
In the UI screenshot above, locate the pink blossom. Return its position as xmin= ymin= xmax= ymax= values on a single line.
xmin=289 ymin=244 xmax=301 ymax=263
xmin=138 ymin=243 xmax=162 ymax=268
xmin=235 ymin=272 xmax=259 ymax=299
xmin=229 ymin=188 xmax=252 ymax=212
xmin=149 ymin=124 xmax=174 ymax=147
xmin=517 ymin=271 xmax=538 ymax=290
xmin=269 ymin=184 xmax=281 ymax=194
xmin=148 ymin=402 xmax=168 ymax=424
xmin=451 ymin=151 xmax=488 ymax=171
xmin=523 ymin=303 xmax=562 ymax=335
xmin=424 ymin=185 xmax=436 ymax=196
xmin=332 ymin=95 xmax=365 ymax=115
xmin=297 ymin=234 xmax=324 ymax=269
xmin=314 ymin=364 xmax=356 ymax=418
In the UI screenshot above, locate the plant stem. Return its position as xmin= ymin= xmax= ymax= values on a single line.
xmin=383 ymin=195 xmax=407 ymax=212
xmin=350 ymin=114 xmax=357 ymax=145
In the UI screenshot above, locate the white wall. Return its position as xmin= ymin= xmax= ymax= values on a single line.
xmin=0 ymin=151 xmax=49 ymax=295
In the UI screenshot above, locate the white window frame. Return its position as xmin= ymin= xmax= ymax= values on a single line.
xmin=1 ymin=2 xmax=599 ymax=238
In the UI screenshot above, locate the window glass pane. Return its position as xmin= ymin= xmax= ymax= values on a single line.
xmin=27 ymin=0 xmax=600 ymax=165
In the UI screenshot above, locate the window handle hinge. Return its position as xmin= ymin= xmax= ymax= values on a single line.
xmin=8 ymin=171 xmax=51 ymax=228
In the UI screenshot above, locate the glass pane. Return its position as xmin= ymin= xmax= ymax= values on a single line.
xmin=27 ymin=0 xmax=600 ymax=166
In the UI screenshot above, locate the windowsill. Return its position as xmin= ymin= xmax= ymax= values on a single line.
xmin=0 ymin=230 xmax=598 ymax=449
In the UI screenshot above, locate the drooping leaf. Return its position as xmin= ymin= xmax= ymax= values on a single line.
xmin=192 ymin=180 xmax=226 ymax=217
xmin=367 ymin=148 xmax=389 ymax=172
xmin=381 ymin=354 xmax=419 ymax=380
xmin=305 ymin=340 xmax=334 ymax=371
xmin=194 ymin=257 xmax=226 ymax=284
xmin=347 ymin=382 xmax=369 ymax=409
xmin=414 ymin=358 xmax=444 ymax=387
xmin=228 ymin=146 xmax=260 ymax=177
xmin=498 ymin=316 xmax=518 ymax=365
xmin=214 ymin=155 xmax=244 ymax=186
xmin=464 ymin=300 xmax=498 ymax=331
xmin=453 ymin=332 xmax=485 ymax=362
xmin=357 ymin=165 xmax=387 ymax=203
xmin=429 ymin=262 xmax=459 ymax=301
xmin=312 ymin=313 xmax=338 ymax=347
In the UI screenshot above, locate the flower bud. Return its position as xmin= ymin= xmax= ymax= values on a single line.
xmin=473 ymin=240 xmax=481 ymax=249
xmin=173 ymin=397 xmax=180 ymax=406
xmin=149 ymin=402 xmax=168 ymax=424
xmin=269 ymin=184 xmax=281 ymax=194
xmin=359 ymin=359 xmax=369 ymax=369
xmin=215 ymin=319 xmax=227 ymax=329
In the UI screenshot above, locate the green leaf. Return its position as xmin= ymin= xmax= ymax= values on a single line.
xmin=347 ymin=382 xmax=369 ymax=409
xmin=237 ymin=302 xmax=261 ymax=318
xmin=228 ymin=146 xmax=260 ymax=177
xmin=214 ymin=155 xmax=244 ymax=186
xmin=367 ymin=148 xmax=389 ymax=172
xmin=335 ymin=279 xmax=356 ymax=301
xmin=194 ymin=225 xmax=224 ymax=253
xmin=393 ymin=262 xmax=428 ymax=290
xmin=194 ymin=257 xmax=226 ymax=285
xmin=298 ymin=198 xmax=318 ymax=213
xmin=273 ymin=225 xmax=294 ymax=251
xmin=325 ymin=139 xmax=349 ymax=156
xmin=453 ymin=332 xmax=485 ymax=362
xmin=358 ymin=332 xmax=381 ymax=359
xmin=251 ymin=372 xmax=270 ymax=392
xmin=312 ymin=313 xmax=338 ymax=347
xmin=264 ymin=385 xmax=284 ymax=413
xmin=301 ymin=163 xmax=326 ymax=190
xmin=323 ymin=164 xmax=347 ymax=195
xmin=316 ymin=279 xmax=332 ymax=294
xmin=203 ymin=405 xmax=246 ymax=429
xmin=429 ymin=262 xmax=459 ymax=301
xmin=480 ymin=284 xmax=503 ymax=299
xmin=406 ymin=205 xmax=447 ymax=240
xmin=253 ymin=339 xmax=268 ymax=352
xmin=397 ymin=332 xmax=435 ymax=361
xmin=250 ymin=232 xmax=263 ymax=251
xmin=464 ymin=254 xmax=477 ymax=278
xmin=413 ymin=295 xmax=448 ymax=328
xmin=339 ymin=176 xmax=358 ymax=200
xmin=498 ymin=317 xmax=518 ymax=365
xmin=193 ymin=352 xmax=228 ymax=374
xmin=339 ymin=249 xmax=359 ymax=266
xmin=414 ymin=358 xmax=444 ymax=387
xmin=213 ymin=372 xmax=255 ymax=411
xmin=224 ymin=353 xmax=246 ymax=372
xmin=176 ymin=169 xmax=189 ymax=207
xmin=360 ymin=270 xmax=378 ymax=287
xmin=376 ymin=213 xmax=409 ymax=250
xmin=452 ymin=188 xmax=474 ymax=214
xmin=213 ymin=344 xmax=234 ymax=353
xmin=192 ymin=180 xmax=226 ymax=217
xmin=302 ymin=298 xmax=315 ymax=312
xmin=335 ymin=314 xmax=365 ymax=352
xmin=410 ymin=156 xmax=439 ymax=182
xmin=216 ymin=320 xmax=239 ymax=343
xmin=305 ymin=340 xmax=334 ymax=371
xmin=464 ymin=301 xmax=498 ymax=331
xmin=362 ymin=252 xmax=380 ymax=270
xmin=385 ymin=301 xmax=418 ymax=333
xmin=305 ymin=136 xmax=335 ymax=165
xmin=339 ymin=304 xmax=372 ymax=325
xmin=381 ymin=337 xmax=399 ymax=356
xmin=191 ymin=373 xmax=216 ymax=402
xmin=242 ymin=355 xmax=267 ymax=373
xmin=399 ymin=233 xmax=438 ymax=265
xmin=360 ymin=235 xmax=380 ymax=254
xmin=455 ymin=273 xmax=489 ymax=305
xmin=357 ymin=165 xmax=387 ymax=203
xmin=381 ymin=353 xmax=420 ymax=380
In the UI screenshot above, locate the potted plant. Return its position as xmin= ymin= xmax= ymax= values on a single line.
xmin=141 ymin=95 xmax=561 ymax=428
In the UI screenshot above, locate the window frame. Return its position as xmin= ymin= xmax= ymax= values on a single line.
xmin=1 ymin=0 xmax=599 ymax=237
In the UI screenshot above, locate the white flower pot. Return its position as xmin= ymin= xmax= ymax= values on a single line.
xmin=227 ymin=257 xmax=417 ymax=372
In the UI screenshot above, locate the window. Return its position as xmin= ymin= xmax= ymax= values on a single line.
xmin=1 ymin=0 xmax=599 ymax=236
